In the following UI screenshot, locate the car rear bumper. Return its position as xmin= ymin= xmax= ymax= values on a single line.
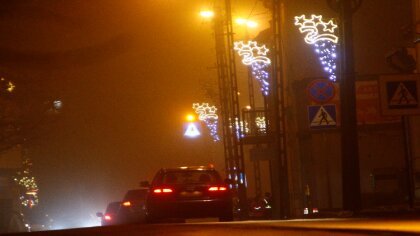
xmin=147 ymin=198 xmax=232 ymax=219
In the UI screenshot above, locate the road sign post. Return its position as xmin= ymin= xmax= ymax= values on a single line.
xmin=379 ymin=74 xmax=420 ymax=116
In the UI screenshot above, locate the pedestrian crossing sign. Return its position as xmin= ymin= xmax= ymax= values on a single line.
xmin=380 ymin=74 xmax=420 ymax=115
xmin=184 ymin=122 xmax=201 ymax=138
xmin=308 ymin=104 xmax=337 ymax=129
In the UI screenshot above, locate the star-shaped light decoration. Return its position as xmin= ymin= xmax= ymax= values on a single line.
xmin=234 ymin=41 xmax=271 ymax=96
xmin=294 ymin=14 xmax=339 ymax=81
xmin=192 ymin=103 xmax=220 ymax=142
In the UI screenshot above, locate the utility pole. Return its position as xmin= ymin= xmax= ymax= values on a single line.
xmin=327 ymin=0 xmax=362 ymax=212
xmin=213 ymin=0 xmax=248 ymax=219
xmin=271 ymin=0 xmax=290 ymax=218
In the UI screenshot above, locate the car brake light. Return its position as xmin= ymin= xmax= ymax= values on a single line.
xmin=104 ymin=215 xmax=112 ymax=221
xmin=122 ymin=201 xmax=131 ymax=207
xmin=153 ymin=188 xmax=173 ymax=194
xmin=208 ymin=186 xmax=227 ymax=191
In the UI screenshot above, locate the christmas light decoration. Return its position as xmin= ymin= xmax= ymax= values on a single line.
xmin=1 ymin=77 xmax=15 ymax=93
xmin=234 ymin=41 xmax=271 ymax=96
xmin=192 ymin=103 xmax=220 ymax=141
xmin=294 ymin=15 xmax=339 ymax=81
xmin=14 ymin=158 xmax=39 ymax=208
xmin=255 ymin=116 xmax=266 ymax=133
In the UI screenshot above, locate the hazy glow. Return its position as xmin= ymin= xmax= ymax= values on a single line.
xmin=200 ymin=10 xmax=214 ymax=19
xmin=294 ymin=14 xmax=339 ymax=81
xmin=235 ymin=18 xmax=258 ymax=28
xmin=186 ymin=114 xmax=196 ymax=122
xmin=246 ymin=21 xmax=258 ymax=28
xmin=234 ymin=41 xmax=271 ymax=95
xmin=192 ymin=103 xmax=220 ymax=142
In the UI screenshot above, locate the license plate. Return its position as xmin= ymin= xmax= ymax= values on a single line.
xmin=179 ymin=191 xmax=203 ymax=197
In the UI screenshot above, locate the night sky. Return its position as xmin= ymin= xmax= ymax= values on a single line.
xmin=0 ymin=0 xmax=269 ymax=226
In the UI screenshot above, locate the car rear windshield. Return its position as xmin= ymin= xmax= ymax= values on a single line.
xmin=158 ymin=170 xmax=222 ymax=184
xmin=105 ymin=202 xmax=121 ymax=213
xmin=124 ymin=189 xmax=148 ymax=200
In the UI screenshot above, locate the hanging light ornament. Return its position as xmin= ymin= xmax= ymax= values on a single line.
xmin=294 ymin=15 xmax=339 ymax=81
xmin=234 ymin=41 xmax=271 ymax=96
xmin=192 ymin=103 xmax=220 ymax=142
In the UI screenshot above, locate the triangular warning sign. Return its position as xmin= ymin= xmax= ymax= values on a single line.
xmin=310 ymin=106 xmax=336 ymax=127
xmin=184 ymin=123 xmax=201 ymax=138
xmin=389 ymin=82 xmax=418 ymax=106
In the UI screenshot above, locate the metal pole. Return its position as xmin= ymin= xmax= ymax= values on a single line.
xmin=339 ymin=0 xmax=362 ymax=211
xmin=271 ymin=0 xmax=290 ymax=218
xmin=224 ymin=0 xmax=248 ymax=218
xmin=212 ymin=0 xmax=247 ymax=218
xmin=402 ymin=116 xmax=415 ymax=208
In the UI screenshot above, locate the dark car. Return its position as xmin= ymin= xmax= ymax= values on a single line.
xmin=96 ymin=201 xmax=121 ymax=226
xmin=145 ymin=166 xmax=233 ymax=222
xmin=118 ymin=188 xmax=148 ymax=223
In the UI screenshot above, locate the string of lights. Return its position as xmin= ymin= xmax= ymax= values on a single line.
xmin=234 ymin=41 xmax=271 ymax=95
xmin=192 ymin=103 xmax=220 ymax=142
xmin=294 ymin=14 xmax=339 ymax=81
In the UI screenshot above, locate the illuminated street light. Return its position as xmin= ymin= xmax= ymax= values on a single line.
xmin=200 ymin=10 xmax=214 ymax=19
xmin=235 ymin=18 xmax=258 ymax=28
xmin=186 ymin=114 xmax=196 ymax=122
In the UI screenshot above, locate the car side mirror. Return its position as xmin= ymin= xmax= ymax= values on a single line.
xmin=96 ymin=212 xmax=103 ymax=218
xmin=140 ymin=181 xmax=150 ymax=188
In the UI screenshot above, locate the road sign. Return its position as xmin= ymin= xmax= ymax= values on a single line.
xmin=183 ymin=122 xmax=201 ymax=138
xmin=308 ymin=104 xmax=337 ymax=129
xmin=307 ymin=79 xmax=336 ymax=104
xmin=379 ymin=74 xmax=420 ymax=115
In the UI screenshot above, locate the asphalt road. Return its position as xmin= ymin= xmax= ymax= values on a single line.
xmin=5 ymin=218 xmax=420 ymax=236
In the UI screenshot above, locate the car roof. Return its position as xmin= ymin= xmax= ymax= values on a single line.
xmin=105 ymin=201 xmax=121 ymax=213
xmin=161 ymin=166 xmax=216 ymax=172
xmin=125 ymin=188 xmax=148 ymax=194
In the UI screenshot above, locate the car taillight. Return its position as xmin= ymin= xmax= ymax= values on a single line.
xmin=122 ymin=201 xmax=131 ymax=207
xmin=208 ymin=186 xmax=227 ymax=191
xmin=153 ymin=188 xmax=173 ymax=194
xmin=104 ymin=215 xmax=112 ymax=221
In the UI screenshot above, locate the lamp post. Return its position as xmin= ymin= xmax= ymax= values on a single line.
xmin=327 ymin=0 xmax=362 ymax=212
xmin=200 ymin=0 xmax=248 ymax=218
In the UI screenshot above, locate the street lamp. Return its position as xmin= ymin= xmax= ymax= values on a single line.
xmin=199 ymin=4 xmax=248 ymax=218
xmin=235 ymin=18 xmax=258 ymax=29
xmin=200 ymin=10 xmax=215 ymax=19
xmin=185 ymin=114 xmax=196 ymax=122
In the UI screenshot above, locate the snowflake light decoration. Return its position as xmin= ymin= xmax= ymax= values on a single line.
xmin=234 ymin=41 xmax=271 ymax=96
xmin=192 ymin=103 xmax=220 ymax=142
xmin=255 ymin=116 xmax=266 ymax=133
xmin=294 ymin=15 xmax=339 ymax=81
